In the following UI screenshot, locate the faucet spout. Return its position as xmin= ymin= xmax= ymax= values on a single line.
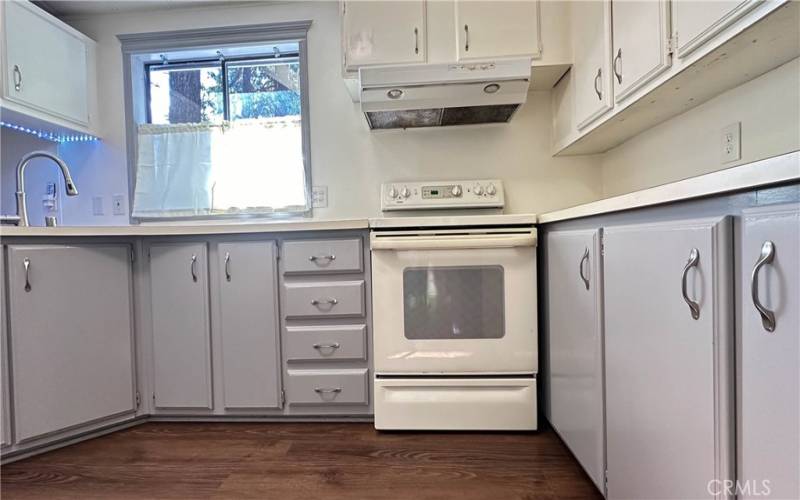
xmin=15 ymin=151 xmax=79 ymax=227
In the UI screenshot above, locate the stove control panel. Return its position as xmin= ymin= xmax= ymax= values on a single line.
xmin=381 ymin=179 xmax=504 ymax=211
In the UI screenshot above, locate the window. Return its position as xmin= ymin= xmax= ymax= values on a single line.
xmin=119 ymin=22 xmax=312 ymax=220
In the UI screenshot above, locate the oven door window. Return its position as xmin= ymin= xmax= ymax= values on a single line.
xmin=403 ymin=266 xmax=505 ymax=339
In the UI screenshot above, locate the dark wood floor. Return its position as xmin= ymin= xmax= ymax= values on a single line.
xmin=1 ymin=422 xmax=602 ymax=499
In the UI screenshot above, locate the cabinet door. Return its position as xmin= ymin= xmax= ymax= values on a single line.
xmin=149 ymin=243 xmax=212 ymax=410
xmin=572 ymin=0 xmax=614 ymax=130
xmin=611 ymin=0 xmax=672 ymax=103
xmin=603 ymin=217 xmax=733 ymax=499
xmin=342 ymin=0 xmax=426 ymax=72
xmin=7 ymin=245 xmax=135 ymax=442
xmin=217 ymin=241 xmax=281 ymax=410
xmin=545 ymin=229 xmax=605 ymax=491
xmin=673 ymin=0 xmax=760 ymax=58
xmin=739 ymin=204 xmax=799 ymax=499
xmin=455 ymin=1 xmax=541 ymax=61
xmin=3 ymin=1 xmax=89 ymax=125
xmin=0 ymin=253 xmax=10 ymax=448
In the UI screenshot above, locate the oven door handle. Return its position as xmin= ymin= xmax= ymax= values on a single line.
xmin=370 ymin=232 xmax=537 ymax=250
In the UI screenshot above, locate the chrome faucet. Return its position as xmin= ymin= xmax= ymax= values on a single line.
xmin=15 ymin=151 xmax=78 ymax=227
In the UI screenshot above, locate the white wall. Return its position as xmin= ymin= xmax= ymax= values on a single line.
xmin=601 ymin=57 xmax=800 ymax=197
xmin=55 ymin=0 xmax=603 ymax=224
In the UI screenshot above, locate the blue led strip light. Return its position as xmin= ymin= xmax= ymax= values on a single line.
xmin=0 ymin=121 xmax=98 ymax=143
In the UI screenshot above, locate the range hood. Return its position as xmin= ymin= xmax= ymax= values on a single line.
xmin=359 ymin=58 xmax=531 ymax=130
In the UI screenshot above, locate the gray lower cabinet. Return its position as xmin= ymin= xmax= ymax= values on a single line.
xmin=149 ymin=242 xmax=212 ymax=410
xmin=1 ymin=255 xmax=10 ymax=448
xmin=545 ymin=228 xmax=605 ymax=492
xmin=217 ymin=241 xmax=281 ymax=410
xmin=6 ymin=244 xmax=136 ymax=442
xmin=739 ymin=204 xmax=800 ymax=499
xmin=603 ymin=217 xmax=734 ymax=499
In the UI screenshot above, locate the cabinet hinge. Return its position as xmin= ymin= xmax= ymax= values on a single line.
xmin=280 ymin=390 xmax=286 ymax=407
xmin=130 ymin=247 xmax=136 ymax=263
xmin=135 ymin=391 xmax=141 ymax=408
xmin=147 ymin=248 xmax=151 ymax=261
xmin=667 ymin=34 xmax=678 ymax=55
xmin=604 ymin=469 xmax=609 ymax=492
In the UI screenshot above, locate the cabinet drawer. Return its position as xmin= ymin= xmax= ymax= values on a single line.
xmin=285 ymin=325 xmax=367 ymax=362
xmin=284 ymin=280 xmax=365 ymax=319
xmin=285 ymin=369 xmax=369 ymax=405
xmin=282 ymin=239 xmax=362 ymax=274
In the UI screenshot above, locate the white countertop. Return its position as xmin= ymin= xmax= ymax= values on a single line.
xmin=0 ymin=218 xmax=370 ymax=238
xmin=538 ymin=152 xmax=800 ymax=224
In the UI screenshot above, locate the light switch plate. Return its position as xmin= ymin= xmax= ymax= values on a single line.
xmin=312 ymin=186 xmax=328 ymax=208
xmin=112 ymin=194 xmax=126 ymax=216
xmin=92 ymin=196 xmax=104 ymax=216
xmin=721 ymin=122 xmax=741 ymax=163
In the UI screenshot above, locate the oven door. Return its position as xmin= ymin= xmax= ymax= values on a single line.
xmin=370 ymin=228 xmax=538 ymax=375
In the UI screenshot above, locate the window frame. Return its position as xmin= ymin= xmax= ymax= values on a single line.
xmin=118 ymin=21 xmax=313 ymax=223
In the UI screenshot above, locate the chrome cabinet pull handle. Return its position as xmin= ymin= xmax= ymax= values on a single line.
xmin=681 ymin=248 xmax=700 ymax=320
xmin=310 ymin=298 xmax=338 ymax=306
xmin=414 ymin=27 xmax=419 ymax=55
xmin=751 ymin=240 xmax=776 ymax=332
xmin=13 ymin=65 xmax=22 ymax=91
xmin=190 ymin=254 xmax=198 ymax=282
xmin=594 ymin=68 xmax=602 ymax=100
xmin=613 ymin=48 xmax=623 ymax=84
xmin=464 ymin=24 xmax=470 ymax=52
xmin=579 ymin=247 xmax=590 ymax=290
xmin=308 ymin=254 xmax=335 ymax=263
xmin=314 ymin=387 xmax=342 ymax=394
xmin=224 ymin=252 xmax=231 ymax=282
xmin=23 ymin=257 xmax=31 ymax=292
xmin=313 ymin=342 xmax=341 ymax=350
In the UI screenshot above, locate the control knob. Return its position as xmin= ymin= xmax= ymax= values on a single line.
xmin=451 ymin=185 xmax=463 ymax=197
xmin=473 ymin=185 xmax=484 ymax=196
xmin=388 ymin=186 xmax=399 ymax=199
xmin=485 ymin=183 xmax=497 ymax=196
xmin=400 ymin=187 xmax=411 ymax=199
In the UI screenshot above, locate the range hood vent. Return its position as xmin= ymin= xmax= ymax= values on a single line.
xmin=359 ymin=58 xmax=531 ymax=130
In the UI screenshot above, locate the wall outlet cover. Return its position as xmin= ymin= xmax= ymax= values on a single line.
xmin=721 ymin=122 xmax=741 ymax=163
xmin=112 ymin=194 xmax=126 ymax=216
xmin=312 ymin=186 xmax=328 ymax=208
xmin=92 ymin=196 xmax=104 ymax=216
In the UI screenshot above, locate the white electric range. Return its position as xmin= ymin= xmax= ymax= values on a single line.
xmin=369 ymin=180 xmax=538 ymax=430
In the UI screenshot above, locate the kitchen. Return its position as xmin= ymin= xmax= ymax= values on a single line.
xmin=0 ymin=0 xmax=797 ymax=498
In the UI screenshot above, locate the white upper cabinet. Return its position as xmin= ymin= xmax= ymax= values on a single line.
xmin=571 ymin=0 xmax=614 ymax=129
xmin=672 ymin=0 xmax=761 ymax=58
xmin=455 ymin=0 xmax=540 ymax=61
xmin=2 ymin=0 xmax=93 ymax=128
xmin=342 ymin=0 xmax=426 ymax=72
xmin=611 ymin=0 xmax=672 ymax=103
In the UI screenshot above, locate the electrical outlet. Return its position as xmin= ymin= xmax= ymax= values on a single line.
xmin=112 ymin=194 xmax=126 ymax=216
xmin=92 ymin=196 xmax=104 ymax=216
xmin=721 ymin=122 xmax=741 ymax=163
xmin=312 ymin=186 xmax=328 ymax=208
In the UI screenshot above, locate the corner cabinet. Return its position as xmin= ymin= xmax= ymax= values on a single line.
xmin=6 ymin=244 xmax=136 ymax=443
xmin=148 ymin=242 xmax=212 ymax=411
xmin=739 ymin=204 xmax=800 ymax=499
xmin=545 ymin=228 xmax=605 ymax=492
xmin=603 ymin=217 xmax=734 ymax=499
xmin=342 ymin=0 xmax=426 ymax=72
xmin=1 ymin=0 xmax=97 ymax=133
